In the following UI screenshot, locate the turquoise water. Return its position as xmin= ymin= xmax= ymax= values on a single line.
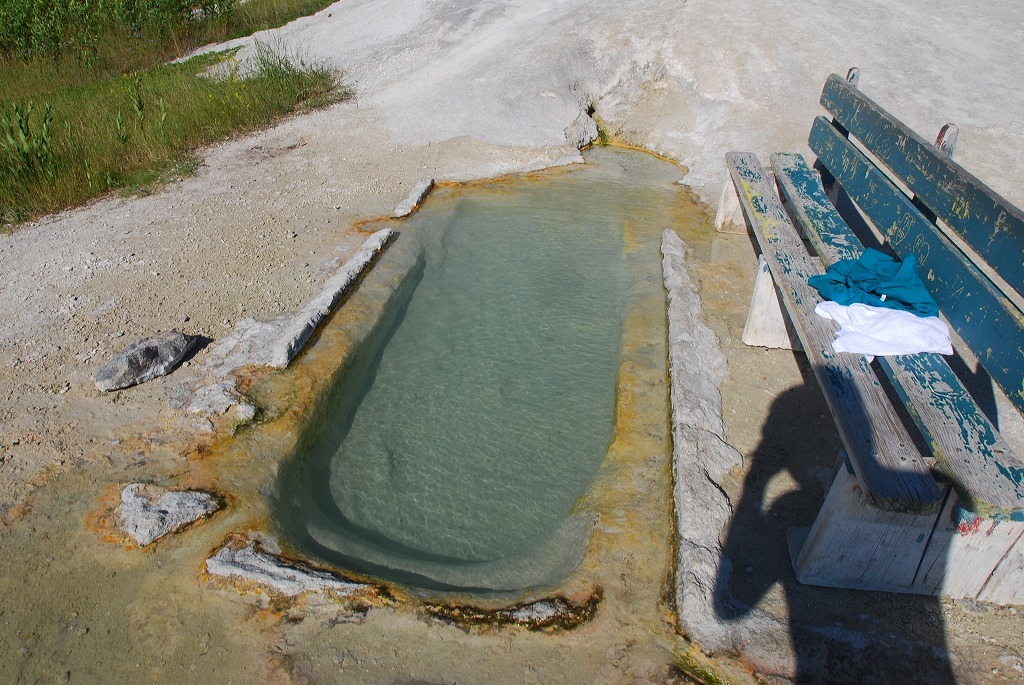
xmin=274 ymin=148 xmax=683 ymax=593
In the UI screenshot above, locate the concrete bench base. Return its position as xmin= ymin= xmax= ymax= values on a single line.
xmin=790 ymin=466 xmax=1024 ymax=603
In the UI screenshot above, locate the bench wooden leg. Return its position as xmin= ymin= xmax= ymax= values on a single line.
xmin=913 ymin=496 xmax=1024 ymax=602
xmin=741 ymin=255 xmax=803 ymax=350
xmin=789 ymin=465 xmax=945 ymax=593
xmin=792 ymin=465 xmax=1024 ymax=602
xmin=979 ymin=534 xmax=1024 ymax=604
xmin=714 ymin=169 xmax=747 ymax=234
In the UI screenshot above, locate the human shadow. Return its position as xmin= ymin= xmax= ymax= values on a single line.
xmin=713 ymin=364 xmax=958 ymax=684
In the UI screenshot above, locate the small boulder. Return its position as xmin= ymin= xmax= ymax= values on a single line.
xmin=95 ymin=330 xmax=198 ymax=391
xmin=563 ymin=110 xmax=599 ymax=149
xmin=117 ymin=483 xmax=220 ymax=546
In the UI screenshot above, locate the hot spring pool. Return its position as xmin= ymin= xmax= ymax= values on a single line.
xmin=273 ymin=147 xmax=685 ymax=594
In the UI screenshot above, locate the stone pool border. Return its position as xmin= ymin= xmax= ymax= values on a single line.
xmin=182 ymin=227 xmax=397 ymax=418
xmin=392 ymin=179 xmax=435 ymax=218
xmin=269 ymin=227 xmax=397 ymax=368
xmin=423 ymin=591 xmax=603 ymax=632
xmin=661 ymin=229 xmax=797 ymax=676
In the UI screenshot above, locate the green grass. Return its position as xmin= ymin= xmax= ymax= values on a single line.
xmin=1 ymin=0 xmax=340 ymax=67
xmin=0 ymin=0 xmax=344 ymax=228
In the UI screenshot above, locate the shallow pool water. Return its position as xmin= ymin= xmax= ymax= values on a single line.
xmin=274 ymin=148 xmax=685 ymax=593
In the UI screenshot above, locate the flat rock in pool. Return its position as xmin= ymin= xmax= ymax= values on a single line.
xmin=95 ymin=330 xmax=197 ymax=391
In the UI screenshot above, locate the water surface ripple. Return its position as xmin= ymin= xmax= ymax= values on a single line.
xmin=274 ymin=148 xmax=683 ymax=593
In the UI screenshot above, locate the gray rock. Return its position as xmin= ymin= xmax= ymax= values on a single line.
xmin=563 ymin=110 xmax=599 ymax=149
xmin=206 ymin=540 xmax=369 ymax=596
xmin=234 ymin=402 xmax=257 ymax=422
xmin=117 ymin=483 xmax=220 ymax=546
xmin=392 ymin=179 xmax=435 ymax=218
xmin=95 ymin=330 xmax=197 ymax=391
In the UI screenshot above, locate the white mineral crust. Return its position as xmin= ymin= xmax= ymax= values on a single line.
xmin=206 ymin=541 xmax=368 ymax=596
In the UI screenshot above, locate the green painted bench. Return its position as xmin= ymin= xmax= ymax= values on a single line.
xmin=721 ymin=70 xmax=1024 ymax=602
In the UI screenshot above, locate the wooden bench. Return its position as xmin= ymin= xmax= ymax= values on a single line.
xmin=721 ymin=70 xmax=1024 ymax=603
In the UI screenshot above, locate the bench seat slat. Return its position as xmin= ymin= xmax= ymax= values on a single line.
xmin=809 ymin=117 xmax=1024 ymax=418
xmin=772 ymin=151 xmax=1024 ymax=517
xmin=819 ymin=73 xmax=1024 ymax=295
xmin=726 ymin=152 xmax=942 ymax=513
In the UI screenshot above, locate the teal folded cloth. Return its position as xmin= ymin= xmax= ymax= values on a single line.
xmin=808 ymin=248 xmax=939 ymax=317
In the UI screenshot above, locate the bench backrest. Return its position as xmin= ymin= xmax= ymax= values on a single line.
xmin=809 ymin=74 xmax=1024 ymax=417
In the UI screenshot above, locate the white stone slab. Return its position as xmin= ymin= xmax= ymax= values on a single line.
xmin=269 ymin=227 xmax=395 ymax=368
xmin=206 ymin=541 xmax=369 ymax=597
xmin=118 ymin=483 xmax=220 ymax=546
xmin=392 ymin=179 xmax=434 ymax=218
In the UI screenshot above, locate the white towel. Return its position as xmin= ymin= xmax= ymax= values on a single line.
xmin=814 ymin=301 xmax=953 ymax=357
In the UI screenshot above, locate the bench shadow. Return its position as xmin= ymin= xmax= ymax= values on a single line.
xmin=713 ymin=359 xmax=958 ymax=684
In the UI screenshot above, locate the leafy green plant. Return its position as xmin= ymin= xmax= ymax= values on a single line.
xmin=114 ymin=109 xmax=129 ymax=144
xmin=0 ymin=100 xmax=55 ymax=182
xmin=0 ymin=0 xmax=234 ymax=62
